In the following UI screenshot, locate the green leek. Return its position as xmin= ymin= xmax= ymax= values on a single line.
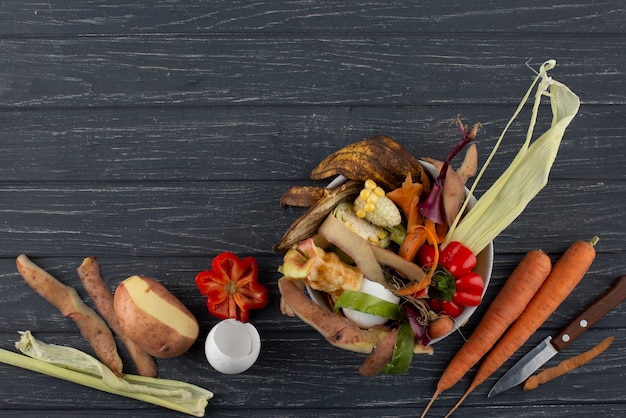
xmin=444 ymin=60 xmax=580 ymax=254
xmin=0 ymin=331 xmax=213 ymax=417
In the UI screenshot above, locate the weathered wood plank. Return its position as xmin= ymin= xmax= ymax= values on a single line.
xmin=0 ymin=105 xmax=623 ymax=182
xmin=0 ymin=36 xmax=623 ymax=108
xmin=0 ymin=329 xmax=622 ymax=414
xmin=0 ymin=1 xmax=624 ymax=35
xmin=0 ymin=179 xmax=622 ymax=257
xmin=1 ymin=253 xmax=623 ymax=334
xmin=0 ymin=1 xmax=623 ymax=416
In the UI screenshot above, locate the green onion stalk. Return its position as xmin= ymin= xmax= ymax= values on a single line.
xmin=0 ymin=331 xmax=213 ymax=417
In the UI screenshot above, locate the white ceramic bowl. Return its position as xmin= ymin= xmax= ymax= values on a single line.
xmin=308 ymin=161 xmax=494 ymax=343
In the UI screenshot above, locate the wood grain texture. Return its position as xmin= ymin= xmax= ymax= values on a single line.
xmin=0 ymin=1 xmax=624 ymax=35
xmin=0 ymin=106 xmax=623 ymax=182
xmin=0 ymin=35 xmax=623 ymax=108
xmin=0 ymin=0 xmax=624 ymax=416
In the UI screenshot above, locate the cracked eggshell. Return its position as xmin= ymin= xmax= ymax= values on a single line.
xmin=205 ymin=319 xmax=261 ymax=374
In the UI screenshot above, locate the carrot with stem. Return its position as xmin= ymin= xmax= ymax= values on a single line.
xmin=420 ymin=248 xmax=552 ymax=417
xmin=445 ymin=236 xmax=599 ymax=417
xmin=523 ymin=336 xmax=613 ymax=391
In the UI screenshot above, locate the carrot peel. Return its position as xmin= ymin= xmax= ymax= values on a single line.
xmin=395 ymin=221 xmax=439 ymax=296
xmin=523 ymin=336 xmax=613 ymax=391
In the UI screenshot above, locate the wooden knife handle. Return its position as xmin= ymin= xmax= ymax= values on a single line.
xmin=552 ymin=275 xmax=626 ymax=352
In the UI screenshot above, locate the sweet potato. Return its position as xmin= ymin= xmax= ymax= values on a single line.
xmin=15 ymin=254 xmax=123 ymax=375
xmin=278 ymin=277 xmax=399 ymax=376
xmin=77 ymin=257 xmax=158 ymax=377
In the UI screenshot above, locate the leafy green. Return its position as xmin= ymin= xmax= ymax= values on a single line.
xmin=333 ymin=290 xmax=401 ymax=320
xmin=381 ymin=321 xmax=415 ymax=375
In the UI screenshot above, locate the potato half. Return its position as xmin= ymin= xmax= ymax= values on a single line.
xmin=114 ymin=275 xmax=199 ymax=359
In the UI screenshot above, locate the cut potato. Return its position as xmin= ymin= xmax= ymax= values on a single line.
xmin=114 ymin=275 xmax=199 ymax=359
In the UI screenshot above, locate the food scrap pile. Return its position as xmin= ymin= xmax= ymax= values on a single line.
xmin=2 ymin=254 xmax=213 ymax=417
xmin=274 ymin=60 xmax=582 ymax=378
xmin=275 ymin=128 xmax=484 ymax=377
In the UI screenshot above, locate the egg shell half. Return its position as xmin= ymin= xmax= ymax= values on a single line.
xmin=205 ymin=319 xmax=261 ymax=374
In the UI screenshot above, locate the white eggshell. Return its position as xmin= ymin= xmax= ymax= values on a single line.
xmin=342 ymin=278 xmax=400 ymax=329
xmin=204 ymin=319 xmax=261 ymax=374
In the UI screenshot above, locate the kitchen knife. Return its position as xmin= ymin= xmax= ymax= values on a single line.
xmin=488 ymin=275 xmax=626 ymax=397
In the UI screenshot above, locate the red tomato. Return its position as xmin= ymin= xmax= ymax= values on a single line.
xmin=417 ymin=244 xmax=437 ymax=269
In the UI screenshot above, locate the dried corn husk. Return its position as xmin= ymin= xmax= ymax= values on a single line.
xmin=444 ymin=60 xmax=580 ymax=254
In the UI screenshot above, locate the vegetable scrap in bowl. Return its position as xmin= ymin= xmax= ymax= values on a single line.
xmin=275 ymin=126 xmax=491 ymax=377
xmin=306 ymin=161 xmax=494 ymax=345
xmin=275 ymin=61 xmax=580 ymax=377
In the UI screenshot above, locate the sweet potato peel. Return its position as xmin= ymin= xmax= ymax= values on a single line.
xmin=358 ymin=328 xmax=398 ymax=377
xmin=77 ymin=256 xmax=158 ymax=377
xmin=278 ymin=277 xmax=396 ymax=375
xmin=15 ymin=254 xmax=123 ymax=376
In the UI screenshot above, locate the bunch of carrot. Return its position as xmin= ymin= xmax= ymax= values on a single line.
xmin=421 ymin=236 xmax=599 ymax=417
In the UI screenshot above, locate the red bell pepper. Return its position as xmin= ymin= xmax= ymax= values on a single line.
xmin=428 ymin=298 xmax=463 ymax=318
xmin=196 ymin=252 xmax=269 ymax=322
xmin=453 ymin=272 xmax=484 ymax=307
xmin=417 ymin=241 xmax=476 ymax=277
xmin=419 ymin=242 xmax=483 ymax=318
xmin=438 ymin=241 xmax=477 ymax=277
xmin=428 ymin=272 xmax=484 ymax=318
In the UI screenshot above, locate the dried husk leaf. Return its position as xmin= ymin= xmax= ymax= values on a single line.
xmin=274 ymin=180 xmax=362 ymax=253
xmin=444 ymin=60 xmax=580 ymax=254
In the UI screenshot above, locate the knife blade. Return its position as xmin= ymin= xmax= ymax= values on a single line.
xmin=488 ymin=274 xmax=626 ymax=397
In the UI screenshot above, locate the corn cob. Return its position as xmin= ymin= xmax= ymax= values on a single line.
xmin=333 ymin=202 xmax=391 ymax=248
xmin=354 ymin=180 xmax=402 ymax=228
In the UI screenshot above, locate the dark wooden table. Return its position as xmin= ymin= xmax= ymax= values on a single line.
xmin=0 ymin=1 xmax=624 ymax=417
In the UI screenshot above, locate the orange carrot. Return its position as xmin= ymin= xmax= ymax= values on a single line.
xmin=420 ymin=249 xmax=552 ymax=417
xmin=445 ymin=236 xmax=599 ymax=417
xmin=406 ymin=195 xmax=422 ymax=230
xmin=523 ymin=336 xmax=613 ymax=391
xmin=398 ymin=225 xmax=427 ymax=261
xmin=435 ymin=222 xmax=448 ymax=242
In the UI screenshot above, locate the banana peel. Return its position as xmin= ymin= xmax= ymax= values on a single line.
xmin=273 ymin=180 xmax=361 ymax=253
xmin=310 ymin=135 xmax=428 ymax=192
xmin=280 ymin=185 xmax=327 ymax=208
